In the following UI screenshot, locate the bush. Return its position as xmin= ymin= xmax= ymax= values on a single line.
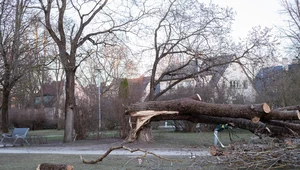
xmin=9 ymin=108 xmax=46 ymax=130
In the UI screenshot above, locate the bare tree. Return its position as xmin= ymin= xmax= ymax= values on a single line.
xmin=0 ymin=0 xmax=36 ymax=132
xmin=36 ymin=0 xmax=146 ymax=142
xmin=144 ymin=0 xmax=235 ymax=102
xmin=279 ymin=0 xmax=300 ymax=56
xmin=134 ymin=0 xmax=278 ymax=142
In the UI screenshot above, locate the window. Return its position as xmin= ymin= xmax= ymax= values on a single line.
xmin=230 ymin=80 xmax=241 ymax=89
xmin=243 ymin=80 xmax=248 ymax=89
xmin=230 ymin=80 xmax=248 ymax=89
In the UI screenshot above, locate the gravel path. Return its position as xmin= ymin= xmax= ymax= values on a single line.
xmin=0 ymin=139 xmax=210 ymax=156
xmin=0 ymin=147 xmax=210 ymax=156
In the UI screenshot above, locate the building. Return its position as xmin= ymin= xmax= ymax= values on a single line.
xmin=253 ymin=59 xmax=300 ymax=107
xmin=159 ymin=54 xmax=257 ymax=103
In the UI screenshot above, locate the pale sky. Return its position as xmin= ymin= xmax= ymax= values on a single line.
xmin=210 ymin=0 xmax=284 ymax=40
xmin=139 ymin=0 xmax=288 ymax=75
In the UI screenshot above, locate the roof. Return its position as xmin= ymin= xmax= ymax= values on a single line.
xmin=199 ymin=54 xmax=235 ymax=85
xmin=35 ymin=81 xmax=64 ymax=107
xmin=39 ymin=81 xmax=64 ymax=96
xmin=161 ymin=54 xmax=235 ymax=83
xmin=253 ymin=64 xmax=300 ymax=93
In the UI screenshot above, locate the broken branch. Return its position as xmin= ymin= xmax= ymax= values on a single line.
xmin=80 ymin=145 xmax=182 ymax=164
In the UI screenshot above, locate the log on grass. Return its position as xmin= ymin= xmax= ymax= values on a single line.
xmin=37 ymin=163 xmax=73 ymax=170
xmin=151 ymin=114 xmax=300 ymax=137
xmin=127 ymin=98 xmax=271 ymax=123
xmin=126 ymin=95 xmax=300 ymax=140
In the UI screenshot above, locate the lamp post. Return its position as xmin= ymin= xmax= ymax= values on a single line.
xmin=95 ymin=68 xmax=101 ymax=139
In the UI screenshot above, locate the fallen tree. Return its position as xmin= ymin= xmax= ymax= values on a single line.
xmin=125 ymin=94 xmax=300 ymax=142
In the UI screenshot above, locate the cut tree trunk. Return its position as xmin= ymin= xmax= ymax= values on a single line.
xmin=127 ymin=98 xmax=270 ymax=122
xmin=126 ymin=94 xmax=300 ymax=141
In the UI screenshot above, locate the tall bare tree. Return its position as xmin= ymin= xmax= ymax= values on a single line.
xmin=135 ymin=0 xmax=277 ymax=142
xmin=280 ymin=0 xmax=300 ymax=56
xmin=0 ymin=0 xmax=36 ymax=132
xmin=36 ymin=0 xmax=146 ymax=142
xmin=144 ymin=0 xmax=234 ymax=101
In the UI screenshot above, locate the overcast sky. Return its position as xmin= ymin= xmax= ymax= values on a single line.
xmin=210 ymin=0 xmax=284 ymax=40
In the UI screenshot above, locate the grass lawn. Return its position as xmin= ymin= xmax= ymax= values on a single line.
xmin=0 ymin=154 xmax=194 ymax=170
xmin=26 ymin=128 xmax=253 ymax=146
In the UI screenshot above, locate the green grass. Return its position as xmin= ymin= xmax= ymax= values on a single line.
xmin=27 ymin=129 xmax=120 ymax=142
xmin=0 ymin=154 xmax=194 ymax=170
xmin=152 ymin=128 xmax=253 ymax=148
xmin=25 ymin=128 xmax=254 ymax=147
xmin=0 ymin=154 xmax=196 ymax=170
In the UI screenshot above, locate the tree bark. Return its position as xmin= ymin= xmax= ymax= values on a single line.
xmin=1 ymin=89 xmax=10 ymax=133
xmin=137 ymin=123 xmax=153 ymax=142
xmin=262 ymin=110 xmax=300 ymax=120
xmin=126 ymin=95 xmax=300 ymax=141
xmin=127 ymin=98 xmax=270 ymax=122
xmin=64 ymin=69 xmax=76 ymax=143
xmin=37 ymin=163 xmax=73 ymax=170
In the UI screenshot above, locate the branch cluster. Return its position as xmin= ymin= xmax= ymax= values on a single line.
xmin=207 ymin=140 xmax=300 ymax=169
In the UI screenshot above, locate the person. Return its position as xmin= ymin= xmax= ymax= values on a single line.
xmin=214 ymin=123 xmax=234 ymax=147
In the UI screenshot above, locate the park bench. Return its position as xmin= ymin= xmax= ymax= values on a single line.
xmin=1 ymin=128 xmax=30 ymax=146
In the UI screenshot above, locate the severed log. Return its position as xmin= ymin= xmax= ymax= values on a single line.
xmin=150 ymin=114 xmax=300 ymax=138
xmin=127 ymin=98 xmax=270 ymax=123
xmin=262 ymin=110 xmax=300 ymax=120
xmin=268 ymin=120 xmax=300 ymax=134
xmin=37 ymin=163 xmax=73 ymax=170
xmin=126 ymin=95 xmax=300 ymax=140
xmin=274 ymin=105 xmax=300 ymax=111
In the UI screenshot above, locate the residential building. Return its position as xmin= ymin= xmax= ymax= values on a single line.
xmin=159 ymin=54 xmax=257 ymax=103
xmin=253 ymin=59 xmax=300 ymax=108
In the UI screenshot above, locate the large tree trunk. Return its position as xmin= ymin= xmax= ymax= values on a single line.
xmin=63 ymin=69 xmax=76 ymax=143
xmin=137 ymin=123 xmax=153 ymax=142
xmin=1 ymin=89 xmax=10 ymax=133
xmin=127 ymin=97 xmax=271 ymax=122
xmin=126 ymin=95 xmax=300 ymax=141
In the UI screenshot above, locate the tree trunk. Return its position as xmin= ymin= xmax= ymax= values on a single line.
xmin=37 ymin=163 xmax=73 ymax=170
xmin=1 ymin=89 xmax=10 ymax=133
xmin=127 ymin=98 xmax=270 ymax=122
xmin=137 ymin=123 xmax=153 ymax=142
xmin=126 ymin=95 xmax=300 ymax=141
xmin=135 ymin=94 xmax=202 ymax=141
xmin=64 ymin=70 xmax=76 ymax=143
